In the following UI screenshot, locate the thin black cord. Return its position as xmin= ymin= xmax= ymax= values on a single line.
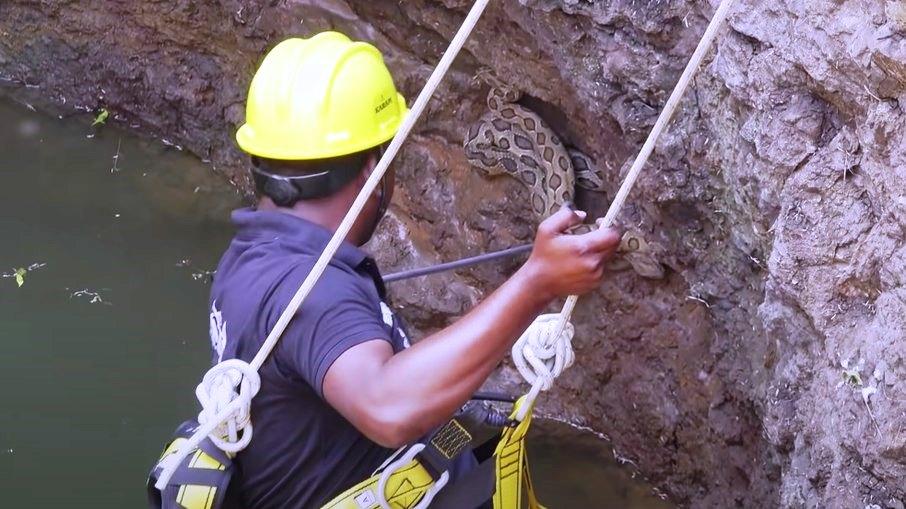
xmin=471 ymin=391 xmax=518 ymax=403
xmin=383 ymin=243 xmax=533 ymax=283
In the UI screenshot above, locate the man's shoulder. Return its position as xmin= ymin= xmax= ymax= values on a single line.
xmin=278 ymin=259 xmax=377 ymax=309
xmin=213 ymin=243 xmax=380 ymax=328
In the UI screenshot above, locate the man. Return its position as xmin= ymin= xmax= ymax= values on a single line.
xmin=212 ymin=31 xmax=620 ymax=508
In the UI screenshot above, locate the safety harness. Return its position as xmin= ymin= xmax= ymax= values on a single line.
xmin=147 ymin=0 xmax=737 ymax=506
xmin=321 ymin=398 xmax=537 ymax=509
xmin=149 ymin=421 xmax=237 ymax=509
xmin=149 ymin=398 xmax=542 ymax=509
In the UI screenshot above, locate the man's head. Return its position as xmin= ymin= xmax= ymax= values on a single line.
xmin=235 ymin=32 xmax=408 ymax=244
xmin=249 ymin=145 xmax=394 ymax=244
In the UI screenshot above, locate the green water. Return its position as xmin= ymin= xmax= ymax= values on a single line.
xmin=0 ymin=97 xmax=669 ymax=508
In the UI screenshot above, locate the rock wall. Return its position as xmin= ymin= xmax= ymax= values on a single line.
xmin=2 ymin=0 xmax=903 ymax=507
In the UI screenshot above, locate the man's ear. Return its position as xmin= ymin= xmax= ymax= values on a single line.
xmin=359 ymin=151 xmax=380 ymax=183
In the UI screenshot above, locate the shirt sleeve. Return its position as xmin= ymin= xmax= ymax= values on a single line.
xmin=276 ymin=265 xmax=391 ymax=398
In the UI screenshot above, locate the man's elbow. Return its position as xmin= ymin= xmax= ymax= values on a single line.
xmin=359 ymin=406 xmax=428 ymax=449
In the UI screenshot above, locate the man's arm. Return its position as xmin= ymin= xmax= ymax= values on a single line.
xmin=323 ymin=207 xmax=621 ymax=448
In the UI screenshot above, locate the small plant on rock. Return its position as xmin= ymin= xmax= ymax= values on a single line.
xmin=92 ymin=108 xmax=109 ymax=126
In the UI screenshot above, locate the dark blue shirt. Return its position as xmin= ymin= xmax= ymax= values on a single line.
xmin=208 ymin=209 xmax=413 ymax=508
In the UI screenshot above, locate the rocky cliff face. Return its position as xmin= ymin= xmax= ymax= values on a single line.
xmin=2 ymin=0 xmax=903 ymax=506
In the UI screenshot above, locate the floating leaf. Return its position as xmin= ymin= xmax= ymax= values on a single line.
xmin=14 ymin=267 xmax=26 ymax=288
xmin=92 ymin=109 xmax=109 ymax=126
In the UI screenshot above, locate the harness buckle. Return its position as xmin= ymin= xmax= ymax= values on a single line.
xmin=376 ymin=443 xmax=450 ymax=509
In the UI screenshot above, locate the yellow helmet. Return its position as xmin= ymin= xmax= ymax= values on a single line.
xmin=236 ymin=32 xmax=408 ymax=160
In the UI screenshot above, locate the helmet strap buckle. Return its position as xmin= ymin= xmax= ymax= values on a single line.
xmin=250 ymin=159 xmax=362 ymax=207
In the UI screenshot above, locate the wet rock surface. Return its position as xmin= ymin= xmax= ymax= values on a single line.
xmin=2 ymin=0 xmax=904 ymax=506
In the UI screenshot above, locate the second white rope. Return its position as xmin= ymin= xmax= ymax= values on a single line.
xmin=512 ymin=0 xmax=738 ymax=421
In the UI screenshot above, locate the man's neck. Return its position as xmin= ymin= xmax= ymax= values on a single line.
xmin=257 ymin=197 xmax=369 ymax=246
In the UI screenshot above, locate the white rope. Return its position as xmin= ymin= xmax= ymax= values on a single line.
xmin=155 ymin=0 xmax=492 ymax=490
xmin=512 ymin=0 xmax=737 ymax=421
xmin=195 ymin=360 xmax=260 ymax=453
xmin=376 ymin=444 xmax=450 ymax=509
xmin=511 ymin=314 xmax=575 ymax=392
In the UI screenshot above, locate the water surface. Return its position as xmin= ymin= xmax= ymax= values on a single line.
xmin=0 ymin=97 xmax=669 ymax=508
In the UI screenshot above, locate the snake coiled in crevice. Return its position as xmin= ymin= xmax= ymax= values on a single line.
xmin=464 ymin=72 xmax=665 ymax=280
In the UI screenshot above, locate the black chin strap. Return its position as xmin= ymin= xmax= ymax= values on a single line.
xmin=251 ymin=162 xmax=363 ymax=207
xmin=252 ymin=146 xmax=389 ymax=209
xmin=367 ymin=145 xmax=391 ymax=235
xmin=369 ymin=172 xmax=391 ymax=235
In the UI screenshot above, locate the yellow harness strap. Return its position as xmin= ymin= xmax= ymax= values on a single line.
xmin=493 ymin=396 xmax=545 ymax=509
xmin=322 ymin=458 xmax=435 ymax=509
xmin=324 ymin=397 xmax=545 ymax=509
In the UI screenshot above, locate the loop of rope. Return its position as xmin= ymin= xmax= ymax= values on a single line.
xmin=154 ymin=0 xmax=492 ymax=490
xmin=376 ymin=443 xmax=450 ymax=509
xmin=511 ymin=314 xmax=576 ymax=392
xmin=155 ymin=359 xmax=261 ymax=489
xmin=195 ymin=359 xmax=261 ymax=453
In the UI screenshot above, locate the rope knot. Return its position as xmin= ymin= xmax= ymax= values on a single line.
xmin=195 ymin=359 xmax=261 ymax=454
xmin=511 ymin=313 xmax=576 ymax=391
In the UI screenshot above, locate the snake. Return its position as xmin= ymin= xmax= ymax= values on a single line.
xmin=464 ymin=71 xmax=665 ymax=280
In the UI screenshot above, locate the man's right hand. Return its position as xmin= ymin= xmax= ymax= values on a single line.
xmin=521 ymin=206 xmax=622 ymax=300
xmin=324 ymin=205 xmax=621 ymax=449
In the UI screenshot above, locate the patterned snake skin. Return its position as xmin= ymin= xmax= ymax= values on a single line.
xmin=464 ymin=71 xmax=665 ymax=279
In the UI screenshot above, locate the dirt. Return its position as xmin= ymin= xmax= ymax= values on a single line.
xmin=2 ymin=0 xmax=904 ymax=507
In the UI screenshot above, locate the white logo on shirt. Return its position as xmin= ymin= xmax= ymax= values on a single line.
xmin=380 ymin=301 xmax=394 ymax=327
xmin=210 ymin=301 xmax=227 ymax=362
xmin=380 ymin=301 xmax=410 ymax=349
